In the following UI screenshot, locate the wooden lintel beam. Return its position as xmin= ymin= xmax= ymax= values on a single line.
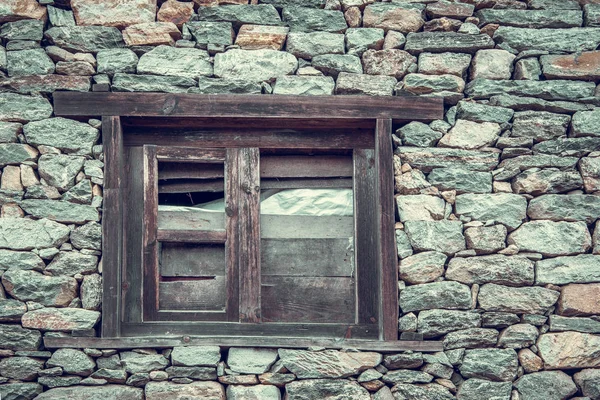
xmin=53 ymin=92 xmax=444 ymax=121
xmin=44 ymin=336 xmax=443 ymax=352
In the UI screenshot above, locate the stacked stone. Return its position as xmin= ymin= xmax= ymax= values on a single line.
xmin=0 ymin=0 xmax=600 ymax=399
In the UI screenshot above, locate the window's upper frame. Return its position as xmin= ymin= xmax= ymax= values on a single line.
xmin=51 ymin=93 xmax=444 ymax=350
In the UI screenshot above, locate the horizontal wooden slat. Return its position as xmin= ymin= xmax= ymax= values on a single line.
xmin=45 ymin=336 xmax=444 ymax=352
xmin=158 ymin=162 xmax=223 ymax=180
xmin=261 ymin=155 xmax=353 ymax=178
xmin=158 ymin=210 xmax=225 ymax=231
xmin=157 ymin=229 xmax=226 ymax=243
xmin=156 ymin=146 xmax=225 ymax=163
xmin=261 ymin=215 xmax=353 ymax=239
xmin=160 ymin=243 xmax=225 ymax=277
xmin=262 ymin=238 xmax=354 ymax=277
xmin=261 ymin=178 xmax=353 ymax=190
xmin=262 ymin=276 xmax=355 ymax=323
xmin=159 ymin=277 xmax=226 ymax=311
xmin=53 ymin=93 xmax=444 ymax=121
xmin=158 ymin=179 xmax=223 ymax=193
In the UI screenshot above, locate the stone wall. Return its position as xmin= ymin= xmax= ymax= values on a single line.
xmin=0 ymin=0 xmax=600 ymax=399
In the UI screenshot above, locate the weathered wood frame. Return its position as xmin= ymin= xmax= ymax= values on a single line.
xmin=49 ymin=93 xmax=444 ymax=351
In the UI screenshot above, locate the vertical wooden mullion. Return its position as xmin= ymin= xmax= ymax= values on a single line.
xmin=226 ymin=149 xmax=240 ymax=321
xmin=376 ymin=119 xmax=398 ymax=341
xmin=142 ymin=145 xmax=159 ymax=321
xmin=238 ymin=148 xmax=261 ymax=323
xmin=354 ymin=149 xmax=379 ymax=326
xmin=101 ymin=116 xmax=123 ymax=337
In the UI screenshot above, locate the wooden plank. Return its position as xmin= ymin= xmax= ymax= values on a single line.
xmin=376 ymin=118 xmax=398 ymax=341
xmin=160 ymin=243 xmax=225 ymax=277
xmin=158 ymin=210 xmax=224 ymax=231
xmin=158 ymin=162 xmax=223 ymax=180
xmin=142 ymin=145 xmax=159 ymax=321
xmin=158 ymin=179 xmax=223 ymax=193
xmin=156 ymin=146 xmax=225 ymax=163
xmin=45 ymin=336 xmax=443 ymax=352
xmin=261 ymin=178 xmax=353 ymax=190
xmin=260 ymin=155 xmax=352 ymax=178
xmin=238 ymin=147 xmax=261 ymax=323
xmin=125 ymin=129 xmax=374 ymax=150
xmin=261 ymin=215 xmax=353 ymax=239
xmin=262 ymin=276 xmax=355 ymax=324
xmin=354 ymin=149 xmax=379 ymax=326
xmin=225 ymin=148 xmax=239 ymax=322
xmin=159 ymin=277 xmax=226 ymax=311
xmin=261 ymin=238 xmax=354 ymax=277
xmin=157 ymin=229 xmax=226 ymax=243
xmin=53 ymin=92 xmax=445 ymax=121
xmin=101 ymin=116 xmax=123 ymax=337
xmin=123 ymin=147 xmax=144 ymax=324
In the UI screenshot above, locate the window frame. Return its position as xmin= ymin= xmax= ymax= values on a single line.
xmin=53 ymin=93 xmax=444 ymax=348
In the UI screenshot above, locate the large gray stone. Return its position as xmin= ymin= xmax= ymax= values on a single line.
xmin=45 ymin=26 xmax=125 ymax=53
xmin=533 ymin=137 xmax=600 ymax=157
xmin=490 ymin=94 xmax=592 ymax=114
xmin=285 ymin=379 xmax=370 ymax=400
xmin=345 ymin=27 xmax=384 ymax=57
xmin=227 ymin=385 xmax=280 ymax=400
xmin=459 ymin=348 xmax=518 ymax=382
xmin=457 ymin=379 xmax=512 ymax=400
xmin=279 ymin=349 xmax=380 ymax=379
xmin=470 ymin=49 xmax=515 ymax=81
xmin=214 ymin=49 xmax=297 ymax=82
xmin=34 ymin=385 xmax=143 ymax=400
xmin=403 ymin=220 xmax=466 ymax=255
xmin=20 ymin=200 xmax=99 ymax=224
xmin=497 ymin=323 xmax=539 ymax=349
xmin=228 ymin=348 xmax=278 ymax=374
xmin=2 ymin=269 xmax=78 ymax=307
xmin=171 ymin=346 xmax=220 ymax=367
xmin=193 ymin=78 xmax=262 ymax=95
xmin=96 ymin=48 xmax=138 ymax=75
xmin=286 ymin=32 xmax=344 ymax=59
xmin=70 ymin=0 xmax=155 ymax=28
xmin=574 ymin=369 xmax=600 ymax=400
xmin=512 ymin=111 xmax=570 ymax=142
xmin=417 ymin=309 xmax=481 ymax=338
xmin=397 ymin=122 xmax=442 ymax=147
xmin=478 ymin=283 xmax=559 ymax=314
xmin=399 ymin=251 xmax=446 ymax=284
xmin=443 ymin=328 xmax=499 ymax=350
xmin=37 ymin=154 xmax=85 ymax=192
xmin=511 ymin=168 xmax=583 ymax=195
xmin=81 ymin=273 xmax=102 ymax=311
xmin=455 ymin=193 xmax=526 ymax=231
xmin=196 ymin=4 xmax=281 ymax=29
xmin=0 ymin=324 xmax=41 ymax=351
xmin=120 ymin=351 xmax=168 ymax=374
xmin=363 ymin=3 xmax=425 ymax=34
xmin=427 ymin=168 xmax=492 ymax=194
xmin=112 ymin=73 xmax=196 ymax=93
xmin=464 ymin=225 xmax=507 ymax=254
xmin=0 ymin=383 xmax=42 ymax=400
xmin=71 ymin=222 xmax=101 ymax=250
xmin=418 ymin=52 xmax=472 ymax=77
xmin=396 ymin=147 xmax=499 ymax=172
xmin=273 ymin=76 xmax=335 ymax=95
xmin=0 ymin=250 xmax=44 ymax=271
xmin=494 ymin=27 xmax=600 ymax=53
xmin=45 ymin=251 xmax=98 ymax=276
xmin=529 ymin=195 xmax=600 ymax=224
xmin=382 ymin=369 xmax=433 ymax=385
xmin=335 ymin=72 xmax=396 ymax=96
xmin=438 ymin=120 xmax=500 ymax=150
xmin=496 ymin=155 xmax=579 ymax=181
xmin=282 ymin=7 xmax=347 ymax=33
xmin=541 ymin=51 xmax=600 ymax=80
xmin=465 ymin=79 xmax=596 ymax=101
xmin=455 ymin=101 xmax=514 ymax=124
xmin=145 ymin=381 xmax=224 ymax=400
xmin=550 ymin=315 xmax=600 ymax=334
xmin=0 ymin=356 xmax=43 ymax=381
xmin=405 ymin=32 xmax=494 ymax=54
xmin=514 ymin=371 xmax=577 ymax=400
xmin=0 ymin=299 xmax=26 ymax=322
xmin=0 ymin=143 xmax=37 ymax=167
xmin=477 ymin=9 xmax=582 ymax=28
xmin=392 ymin=383 xmax=454 ymax=400
xmin=581 ymin=156 xmax=600 ymax=192
xmin=47 ymin=348 xmax=95 ymax=376
xmin=23 ymin=118 xmax=98 ymax=155
xmin=0 ymin=218 xmax=70 ymax=250
xmin=446 ymin=255 xmax=534 ymax=286
xmin=186 ymin=22 xmax=234 ymax=49
xmin=399 ymin=281 xmax=471 ymax=313
xmin=312 ymin=54 xmax=362 ymax=77
xmin=536 ymin=255 xmax=600 ymax=285
xmin=362 ymin=49 xmax=417 ymax=79
xmin=572 ymin=109 xmax=600 ymax=138
xmin=0 ymin=19 xmax=43 ymax=41
xmin=21 ymin=307 xmax=100 ymax=331
xmin=137 ymin=46 xmax=212 ymax=79
xmin=396 ymin=194 xmax=446 ymax=222
xmin=508 ymin=221 xmax=591 ymax=257
xmin=7 ymin=49 xmax=54 ymax=77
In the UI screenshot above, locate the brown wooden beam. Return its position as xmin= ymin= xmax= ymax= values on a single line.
xmin=44 ymin=336 xmax=443 ymax=352
xmin=53 ymin=93 xmax=444 ymax=121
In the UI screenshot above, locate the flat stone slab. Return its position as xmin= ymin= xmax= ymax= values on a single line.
xmin=279 ymin=349 xmax=380 ymax=379
xmin=459 ymin=348 xmax=518 ymax=382
xmin=171 ymin=346 xmax=221 ymax=367
xmin=478 ymin=283 xmax=559 ymax=314
xmin=494 ymin=27 xmax=600 ymax=53
xmin=455 ymin=193 xmax=526 ymax=231
xmin=514 ymin=371 xmax=577 ymax=400
xmin=2 ymin=269 xmax=78 ymax=307
xmin=508 ymin=221 xmax=591 ymax=257
xmin=214 ymin=49 xmax=297 ymax=82
xmin=227 ymin=348 xmax=278 ymax=374
xmin=396 ymin=147 xmax=499 ymax=172
xmin=465 ymin=79 xmax=596 ymax=101
xmin=44 ymin=26 xmax=124 ymax=53
xmin=285 ymin=379 xmax=370 ymax=400
xmin=145 ymin=381 xmax=225 ymax=400
xmin=70 ymin=0 xmax=155 ymax=28
xmin=21 ymin=308 xmax=100 ymax=331
xmin=417 ymin=309 xmax=481 ymax=338
xmin=477 ymin=9 xmax=582 ymax=28
xmin=137 ymin=46 xmax=212 ymax=79
xmin=0 ymin=218 xmax=70 ymax=251
xmin=399 ymin=281 xmax=472 ymax=313
xmin=0 ymin=93 xmax=53 ymax=123
xmin=405 ymin=32 xmax=494 ymax=54
xmin=446 ymin=255 xmax=534 ymax=286
xmin=538 ymin=332 xmax=600 ymax=370
xmin=34 ymin=385 xmax=144 ymax=400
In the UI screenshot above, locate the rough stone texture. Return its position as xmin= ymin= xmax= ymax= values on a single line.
xmin=2 ymin=269 xmax=78 ymax=307
xmin=403 ymin=220 xmax=466 ymax=255
xmin=478 ymin=284 xmax=560 ymax=314
xmin=285 ymin=379 xmax=370 ymax=400
xmin=214 ymin=49 xmax=297 ymax=81
xmin=120 ymin=352 xmax=169 ymax=374
xmin=457 ymin=379 xmax=512 ymax=400
xmin=0 ymin=218 xmax=69 ymax=250
xmin=428 ymin=168 xmax=492 ymax=194
xmin=70 ymin=0 xmax=155 ymax=28
xmin=47 ymin=348 xmax=95 ymax=376
xmin=279 ymin=349 xmax=380 ymax=379
xmin=514 ymin=371 xmax=578 ymax=400
xmin=45 ymin=26 xmax=124 ymax=53
xmin=282 ymin=7 xmax=347 ymax=33
xmin=536 ymin=255 xmax=600 ymax=285
xmin=494 ymin=27 xmax=600 ymax=53
xmin=286 ymin=32 xmax=343 ymax=59
xmin=466 ymin=79 xmax=596 ymax=101
xmin=455 ymin=193 xmax=526 ymax=231
xmin=464 ymin=225 xmax=507 ymax=254
xmin=508 ymin=221 xmax=592 ymax=257
xmin=397 ymin=122 xmax=442 ymax=147
xmin=418 ymin=52 xmax=472 ymax=77
xmin=512 ymin=111 xmax=570 ymax=143
xmin=558 ymin=283 xmax=600 ymax=317
xmin=405 ymin=32 xmax=494 ymax=53
xmin=455 ymin=101 xmax=514 ymax=124
xmin=396 ymin=194 xmax=445 ymax=222
xmin=399 ymin=281 xmax=472 ymax=313
xmin=35 ymin=385 xmax=143 ymax=400
xmin=236 ymin=25 xmax=289 ymax=51
xmin=572 ymin=109 xmax=600 ymax=138
xmin=459 ymin=348 xmax=518 ymax=382
xmin=137 ymin=46 xmax=212 ymax=79
xmin=362 ymin=49 xmax=416 ymax=78
xmin=538 ymin=332 xmax=600 ymax=370
xmin=21 ymin=308 xmax=100 ymax=331
xmin=197 ymin=5 xmax=281 ymax=29
xmin=438 ymin=120 xmax=500 ymax=150
xmin=418 ymin=309 xmax=481 ymax=338
xmin=122 ymin=22 xmax=181 ymax=46
xmin=574 ymin=369 xmax=600 ymax=400
xmin=171 ymin=346 xmax=220 ymax=367
xmin=512 ymin=168 xmax=583 ymax=196
xmin=363 ymin=3 xmax=425 ymax=33
xmin=399 ymin=251 xmax=446 ymax=284
xmin=446 ymin=255 xmax=534 ymax=286
xmin=145 ymin=381 xmax=225 ymax=400
xmin=397 ymin=147 xmax=499 ymax=172
xmin=228 ymin=348 xmax=278 ymax=374
xmin=227 ymin=385 xmax=280 ymax=400
xmin=541 ymin=51 xmax=600 ymax=80
xmin=273 ymin=76 xmax=335 ymax=95
xmin=470 ymin=49 xmax=515 ymax=80
xmin=112 ymin=73 xmax=196 ymax=93
xmin=528 ymin=195 xmax=600 ymax=224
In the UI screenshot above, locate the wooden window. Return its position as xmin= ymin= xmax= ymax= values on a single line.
xmin=49 ymin=93 xmax=443 ymax=350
